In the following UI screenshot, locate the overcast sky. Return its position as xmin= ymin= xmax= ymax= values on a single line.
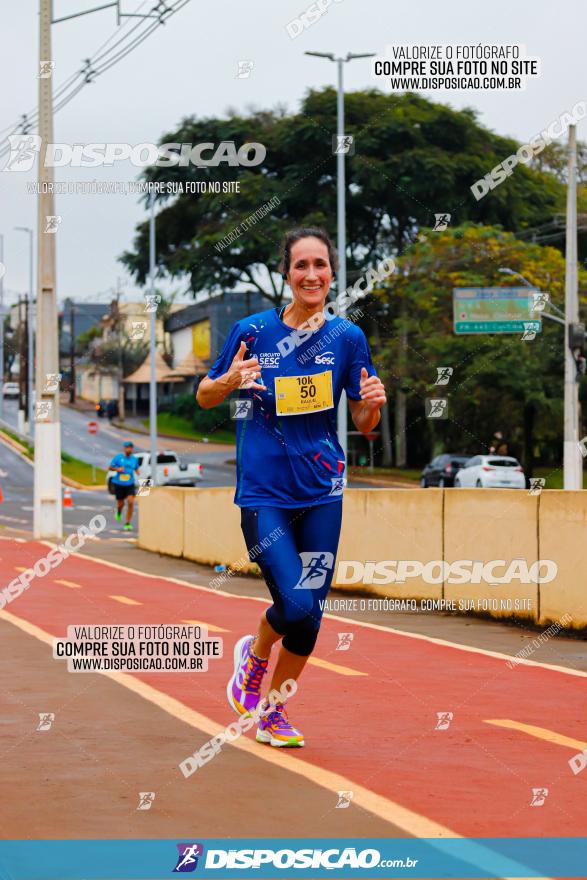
xmin=0 ymin=0 xmax=584 ymax=307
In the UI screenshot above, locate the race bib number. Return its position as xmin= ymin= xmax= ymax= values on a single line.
xmin=119 ymin=473 xmax=131 ymax=482
xmin=275 ymin=371 xmax=333 ymax=416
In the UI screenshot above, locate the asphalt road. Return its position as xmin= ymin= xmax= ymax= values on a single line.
xmin=0 ymin=437 xmax=124 ymax=537
xmin=0 ymin=398 xmax=238 ymax=488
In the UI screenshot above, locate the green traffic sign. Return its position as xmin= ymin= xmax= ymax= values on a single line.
xmin=453 ymin=287 xmax=542 ymax=335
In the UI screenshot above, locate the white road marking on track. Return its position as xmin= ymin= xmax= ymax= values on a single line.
xmin=0 ymin=608 xmax=550 ymax=879
xmin=182 ymin=618 xmax=229 ymax=633
xmin=43 ymin=543 xmax=587 ymax=680
xmin=485 ymin=719 xmax=587 ymax=751
xmin=308 ymin=656 xmax=367 ymax=676
xmin=109 ymin=595 xmax=142 ymax=605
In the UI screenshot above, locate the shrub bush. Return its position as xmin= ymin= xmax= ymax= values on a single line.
xmin=170 ymin=393 xmax=235 ymax=435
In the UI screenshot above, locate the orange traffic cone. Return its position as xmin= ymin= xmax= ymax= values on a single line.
xmin=63 ymin=487 xmax=73 ymax=508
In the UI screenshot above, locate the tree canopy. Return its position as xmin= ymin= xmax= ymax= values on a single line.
xmin=370 ymin=223 xmax=587 ymax=470
xmin=120 ymin=88 xmax=568 ymax=303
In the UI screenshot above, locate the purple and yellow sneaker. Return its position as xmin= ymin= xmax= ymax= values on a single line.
xmin=226 ymin=635 xmax=268 ymax=717
xmin=256 ymin=703 xmax=304 ymax=748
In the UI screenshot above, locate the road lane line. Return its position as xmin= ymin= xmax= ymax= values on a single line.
xmin=485 ymin=719 xmax=587 ymax=751
xmin=48 ymin=546 xmax=587 ymax=679
xmin=0 ymin=606 xmax=552 ymax=879
xmin=109 ymin=595 xmax=143 ymax=606
xmin=54 ymin=579 xmax=82 ymax=590
xmin=308 ymin=656 xmax=367 ymax=676
xmin=182 ymin=619 xmax=229 ymax=633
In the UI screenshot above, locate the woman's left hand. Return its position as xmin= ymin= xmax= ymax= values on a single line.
xmin=359 ymin=367 xmax=386 ymax=411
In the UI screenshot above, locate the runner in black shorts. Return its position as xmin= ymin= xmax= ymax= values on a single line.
xmin=109 ymin=441 xmax=139 ymax=532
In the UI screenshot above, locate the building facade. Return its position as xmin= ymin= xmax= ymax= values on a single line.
xmin=165 ymin=290 xmax=273 ymax=371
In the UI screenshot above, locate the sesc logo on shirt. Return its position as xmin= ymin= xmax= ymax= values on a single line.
xmin=258 ymin=351 xmax=281 ymax=369
xmin=315 ymin=351 xmax=335 ymax=365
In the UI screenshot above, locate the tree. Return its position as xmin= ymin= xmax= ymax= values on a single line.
xmin=76 ymin=325 xmax=102 ymax=355
xmin=372 ymin=224 xmax=587 ymax=473
xmin=120 ymin=89 xmax=567 ymax=304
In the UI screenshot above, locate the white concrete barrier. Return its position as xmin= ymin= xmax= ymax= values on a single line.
xmin=138 ymin=486 xmax=583 ymax=630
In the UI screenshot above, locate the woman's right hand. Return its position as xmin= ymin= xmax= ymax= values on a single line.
xmin=225 ymin=341 xmax=267 ymax=392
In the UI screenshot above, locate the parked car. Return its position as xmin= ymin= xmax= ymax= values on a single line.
xmin=2 ymin=382 xmax=19 ymax=399
xmin=96 ymin=399 xmax=119 ymax=419
xmin=453 ymin=455 xmax=526 ymax=489
xmin=107 ymin=450 xmax=203 ymax=493
xmin=420 ymin=454 xmax=470 ymax=488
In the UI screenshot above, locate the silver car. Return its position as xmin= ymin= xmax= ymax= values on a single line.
xmin=453 ymin=455 xmax=526 ymax=489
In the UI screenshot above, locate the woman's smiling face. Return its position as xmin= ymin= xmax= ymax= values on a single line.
xmin=286 ymin=236 xmax=333 ymax=309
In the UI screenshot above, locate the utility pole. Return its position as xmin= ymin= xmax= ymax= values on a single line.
xmin=18 ymin=298 xmax=26 ymax=430
xmin=564 ymin=125 xmax=581 ymax=490
xmin=116 ymin=278 xmax=125 ymax=421
xmin=15 ymin=226 xmax=35 ymax=439
xmin=23 ymin=297 xmax=30 ymax=428
xmin=31 ymin=0 xmax=171 ymax=537
xmin=0 ymin=234 xmax=4 ymax=422
xmin=35 ymin=0 xmax=62 ymax=538
xmin=69 ymin=300 xmax=75 ymax=403
xmin=149 ymin=193 xmax=158 ymax=486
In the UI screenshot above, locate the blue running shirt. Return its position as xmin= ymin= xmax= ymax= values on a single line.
xmin=109 ymin=452 xmax=139 ymax=486
xmin=207 ymin=307 xmax=377 ymax=508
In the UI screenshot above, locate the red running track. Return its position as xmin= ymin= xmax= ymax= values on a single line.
xmin=1 ymin=537 xmax=585 ymax=838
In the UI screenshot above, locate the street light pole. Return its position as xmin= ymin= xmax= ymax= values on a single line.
xmin=335 ymin=57 xmax=348 ymax=460
xmin=15 ymin=227 xmax=35 ymax=439
xmin=69 ymin=300 xmax=76 ymax=403
xmin=564 ymin=125 xmax=581 ymax=490
xmin=304 ymin=50 xmax=375 ymax=462
xmin=499 ymin=216 xmax=583 ymax=489
xmin=149 ymin=193 xmax=158 ymax=487
xmin=35 ymin=0 xmax=62 ymax=538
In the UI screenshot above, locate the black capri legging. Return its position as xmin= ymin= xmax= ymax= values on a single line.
xmin=240 ymin=501 xmax=343 ymax=656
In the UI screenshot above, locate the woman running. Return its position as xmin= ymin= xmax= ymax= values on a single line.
xmin=196 ymin=227 xmax=386 ymax=747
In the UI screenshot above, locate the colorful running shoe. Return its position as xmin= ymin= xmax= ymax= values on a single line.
xmin=227 ymin=635 xmax=268 ymax=717
xmin=256 ymin=703 xmax=304 ymax=748
xmin=115 ymin=510 xmax=122 ymax=522
xmin=123 ymin=522 xmax=133 ymax=531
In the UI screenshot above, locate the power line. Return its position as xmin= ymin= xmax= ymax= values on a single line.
xmin=0 ymin=0 xmax=190 ymax=158
xmin=91 ymin=0 xmax=189 ymax=78
xmin=0 ymin=0 xmax=153 ymax=141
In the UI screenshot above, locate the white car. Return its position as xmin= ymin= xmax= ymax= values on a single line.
xmin=107 ymin=450 xmax=202 ymax=493
xmin=2 ymin=382 xmax=19 ymax=398
xmin=453 ymin=455 xmax=526 ymax=489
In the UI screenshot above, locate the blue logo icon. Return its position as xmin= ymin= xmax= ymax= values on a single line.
xmin=173 ymin=843 xmax=204 ymax=872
